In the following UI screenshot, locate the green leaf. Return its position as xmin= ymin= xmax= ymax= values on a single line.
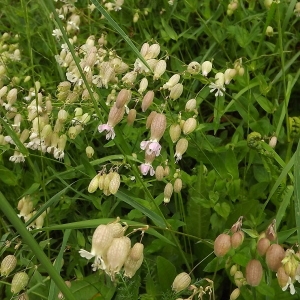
xmin=0 ymin=165 xmax=18 ymax=186
xmin=203 ymin=256 xmax=225 ymax=272
xmin=161 ymin=19 xmax=178 ymax=41
xmin=214 ymin=202 xmax=230 ymax=219
xmin=254 ymin=93 xmax=274 ymax=113
xmin=256 ymin=281 xmax=275 ymax=297
xmin=156 ymin=256 xmax=177 ymax=293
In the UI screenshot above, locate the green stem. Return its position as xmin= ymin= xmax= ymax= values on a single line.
xmin=0 ymin=192 xmax=76 ymax=300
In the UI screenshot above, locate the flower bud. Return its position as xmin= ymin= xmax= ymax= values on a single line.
xmin=276 ymin=266 xmax=289 ymax=288
xmin=224 ymin=68 xmax=237 ymax=84
xmin=127 ymin=109 xmax=137 ymax=125
xmin=257 ymin=237 xmax=270 ymax=256
xmin=182 ymin=118 xmax=197 ymax=135
xmin=11 ymin=272 xmax=29 ymax=294
xmin=144 ymin=44 xmax=160 ymax=60
xmin=7 ymin=88 xmax=18 ymax=105
xmin=231 ymin=231 xmax=244 ymax=249
xmin=172 ymin=272 xmax=191 ymax=293
xmin=58 ymin=109 xmax=68 ymax=123
xmin=187 ymin=61 xmax=201 ymax=75
xmin=107 ymin=222 xmax=125 ymax=238
xmin=201 ymin=61 xmax=212 ymax=76
xmin=122 ymin=71 xmax=137 ymax=85
xmin=88 ymin=174 xmax=100 ymax=193
xmin=141 ymin=90 xmax=154 ymax=112
xmin=68 ymin=126 xmax=78 ymax=139
xmin=269 ymin=136 xmax=277 ymax=148
xmin=106 ymin=236 xmax=131 ymax=279
xmin=238 ymin=67 xmax=244 ymax=76
xmin=174 ymin=138 xmax=188 ymax=162
xmin=230 ymin=288 xmax=240 ymax=300
xmin=108 ymin=104 xmax=125 ymax=127
xmin=266 ymin=26 xmax=274 ymax=37
xmin=109 ymin=172 xmax=121 ymax=195
xmin=169 ymin=124 xmax=181 ymax=143
xmin=91 ymin=224 xmax=114 ymax=258
xmin=116 ymin=89 xmax=131 ymax=109
xmin=214 ymin=233 xmax=231 ymax=257
xmin=155 ymin=166 xmax=165 ymax=181
xmin=0 ymin=86 xmax=8 ymax=98
xmin=140 ymin=43 xmax=149 ymax=57
xmin=265 ymin=244 xmax=285 ymax=271
xmin=124 ymin=243 xmax=144 ymax=278
xmin=20 ymin=129 xmax=30 ymax=143
xmin=164 ymin=165 xmax=170 ymax=177
xmin=162 ymin=74 xmax=180 ymax=90
xmin=138 ymin=77 xmax=148 ymax=94
xmin=150 ymin=113 xmax=167 ymax=141
xmin=265 ymin=0 xmax=273 ymax=9
xmin=1 ymin=255 xmax=17 ymax=276
xmin=153 ymin=60 xmax=166 ymax=80
xmin=245 ymin=259 xmax=263 ymax=286
xmin=185 ymin=98 xmax=197 ymax=112
xmin=169 ymin=83 xmax=183 ymax=100
xmin=234 ymin=271 xmax=245 ymax=288
xmin=146 ymin=111 xmax=157 ymax=129
xmin=18 ymin=292 xmax=29 ymax=300
xmin=174 ymin=178 xmax=182 ymax=193
xmin=98 ymin=174 xmax=106 ymax=190
xmin=230 ymin=264 xmax=238 ymax=276
xmin=86 ymin=146 xmax=94 ymax=158
xmin=164 ymin=182 xmax=173 ymax=203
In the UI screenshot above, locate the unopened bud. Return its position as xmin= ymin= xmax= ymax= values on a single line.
xmin=122 ymin=71 xmax=137 ymax=85
xmin=169 ymin=83 xmax=183 ymax=100
xmin=138 ymin=77 xmax=148 ymax=94
xmin=173 ymin=178 xmax=182 ymax=193
xmin=266 ymin=26 xmax=274 ymax=37
xmin=276 ymin=266 xmax=289 ymax=288
xmin=162 ymin=74 xmax=180 ymax=90
xmin=269 ymin=136 xmax=277 ymax=148
xmin=109 ymin=172 xmax=121 ymax=195
xmin=88 ymin=174 xmax=100 ymax=193
xmin=127 ymin=109 xmax=137 ymax=125
xmin=182 ymin=118 xmax=197 ymax=135
xmin=108 ymin=104 xmax=125 ymax=127
xmin=150 ymin=113 xmax=167 ymax=141
xmin=265 ymin=244 xmax=285 ymax=271
xmin=116 ymin=89 xmax=131 ymax=108
xmin=245 ymin=259 xmax=263 ymax=286
xmin=164 ymin=165 xmax=170 ymax=177
xmin=155 ymin=166 xmax=165 ymax=181
xmin=257 ymin=237 xmax=270 ymax=256
xmin=11 ymin=272 xmax=29 ymax=294
xmin=214 ymin=233 xmax=231 ymax=257
xmin=231 ymin=231 xmax=244 ymax=249
xmin=175 ymin=138 xmax=188 ymax=162
xmin=234 ymin=271 xmax=245 ymax=288
xmin=185 ymin=98 xmax=197 ymax=112
xmin=124 ymin=243 xmax=144 ymax=278
xmin=141 ymin=90 xmax=154 ymax=112
xmin=146 ymin=111 xmax=157 ymax=129
xmin=153 ymin=60 xmax=166 ymax=80
xmin=1 ymin=255 xmax=17 ymax=276
xmin=230 ymin=288 xmax=240 ymax=300
xmin=7 ymin=88 xmax=18 ymax=104
xmin=169 ymin=124 xmax=181 ymax=143
xmin=164 ymin=182 xmax=173 ymax=203
xmin=224 ymin=68 xmax=237 ymax=84
xmin=106 ymin=236 xmax=131 ymax=278
xmin=58 ymin=109 xmax=68 ymax=123
xmin=86 ymin=146 xmax=94 ymax=158
xmin=144 ymin=44 xmax=160 ymax=60
xmin=230 ymin=264 xmax=238 ymax=276
xmin=172 ymin=272 xmax=191 ymax=293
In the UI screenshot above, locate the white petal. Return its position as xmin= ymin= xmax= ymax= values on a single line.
xmin=79 ymin=249 xmax=95 ymax=259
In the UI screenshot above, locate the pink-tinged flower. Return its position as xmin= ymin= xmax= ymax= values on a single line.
xmin=139 ymin=163 xmax=155 ymax=176
xmin=98 ymin=124 xmax=116 ymax=140
xmin=140 ymin=140 xmax=162 ymax=156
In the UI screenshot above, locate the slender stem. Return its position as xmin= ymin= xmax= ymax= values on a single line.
xmin=0 ymin=192 xmax=76 ymax=300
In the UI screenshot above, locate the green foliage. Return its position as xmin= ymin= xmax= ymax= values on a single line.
xmin=0 ymin=0 xmax=300 ymax=299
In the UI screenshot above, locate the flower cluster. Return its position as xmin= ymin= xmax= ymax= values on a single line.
xmin=79 ymin=220 xmax=144 ymax=281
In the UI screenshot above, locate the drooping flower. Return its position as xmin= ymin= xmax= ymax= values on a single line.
xmin=209 ymin=72 xmax=226 ymax=97
xmin=140 ymin=113 xmax=166 ymax=156
xmin=98 ymin=104 xmax=125 ymax=140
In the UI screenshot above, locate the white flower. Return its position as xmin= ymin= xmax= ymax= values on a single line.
xmin=209 ymin=72 xmax=226 ymax=97
xmin=52 ymin=29 xmax=63 ymax=41
xmin=282 ymin=277 xmax=296 ymax=295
